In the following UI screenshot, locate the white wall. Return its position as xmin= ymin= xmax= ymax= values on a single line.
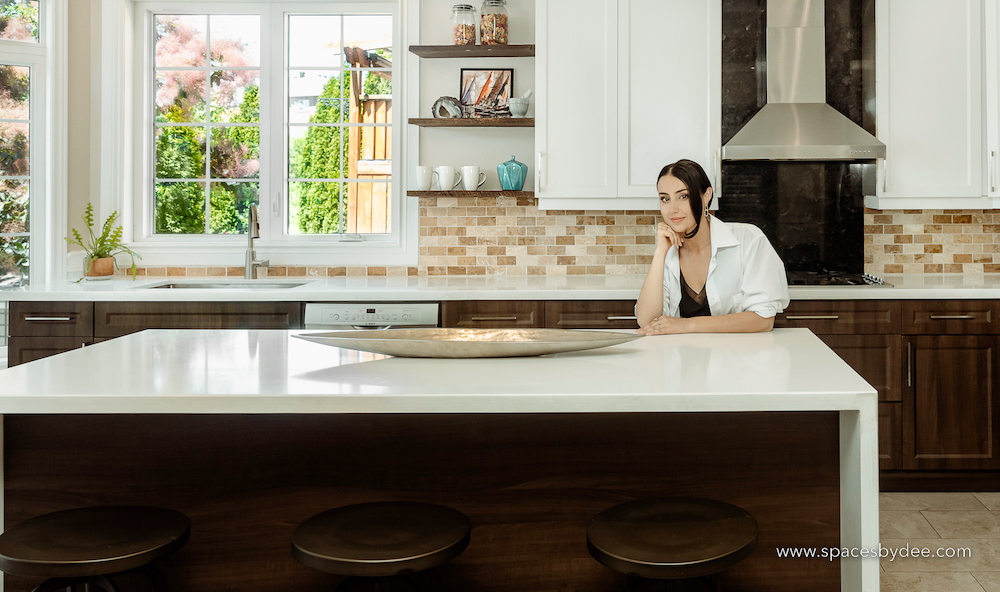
xmin=415 ymin=0 xmax=535 ymax=190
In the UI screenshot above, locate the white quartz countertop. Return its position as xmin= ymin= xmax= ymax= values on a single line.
xmin=1 ymin=273 xmax=999 ymax=301
xmin=0 ymin=328 xmax=875 ymax=413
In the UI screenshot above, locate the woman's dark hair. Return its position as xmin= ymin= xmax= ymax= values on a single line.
xmin=657 ymin=159 xmax=713 ymax=239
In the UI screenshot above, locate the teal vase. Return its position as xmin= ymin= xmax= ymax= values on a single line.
xmin=497 ymin=156 xmax=527 ymax=191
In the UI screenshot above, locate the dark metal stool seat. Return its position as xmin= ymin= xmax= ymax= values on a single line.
xmin=292 ymin=501 xmax=470 ymax=592
xmin=0 ymin=506 xmax=191 ymax=592
xmin=587 ymin=497 xmax=758 ymax=591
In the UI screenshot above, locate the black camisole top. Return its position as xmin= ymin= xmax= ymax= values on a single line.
xmin=679 ymin=271 xmax=711 ymax=318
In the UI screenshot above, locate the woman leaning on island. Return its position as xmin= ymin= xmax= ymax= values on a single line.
xmin=635 ymin=159 xmax=790 ymax=335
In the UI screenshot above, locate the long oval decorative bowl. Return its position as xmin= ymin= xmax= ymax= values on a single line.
xmin=292 ymin=328 xmax=642 ymax=358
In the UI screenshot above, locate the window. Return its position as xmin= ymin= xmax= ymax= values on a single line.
xmin=0 ymin=0 xmax=41 ymax=288
xmin=132 ymin=2 xmax=405 ymax=266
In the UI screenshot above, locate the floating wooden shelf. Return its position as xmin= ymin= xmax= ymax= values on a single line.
xmin=408 ymin=118 xmax=534 ymax=127
xmin=407 ymin=190 xmax=534 ymax=198
xmin=408 ymin=44 xmax=535 ymax=58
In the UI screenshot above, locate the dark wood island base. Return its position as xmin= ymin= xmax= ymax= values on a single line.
xmin=5 ymin=413 xmax=842 ymax=592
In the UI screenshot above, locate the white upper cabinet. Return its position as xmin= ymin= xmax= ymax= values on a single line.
xmin=534 ymin=0 xmax=618 ymax=202
xmin=987 ymin=0 xmax=1000 ymax=198
xmin=535 ymin=0 xmax=721 ymax=210
xmin=869 ymin=0 xmax=986 ymax=207
xmin=617 ymin=0 xmax=721 ymax=200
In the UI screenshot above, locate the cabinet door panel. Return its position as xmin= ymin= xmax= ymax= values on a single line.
xmin=8 ymin=301 xmax=94 ymax=337
xmin=94 ymin=302 xmax=303 ymax=338
xmin=819 ymin=334 xmax=902 ymax=402
xmin=775 ymin=300 xmax=900 ymax=334
xmin=902 ymin=300 xmax=1000 ymax=335
xmin=619 ymin=0 xmax=721 ymax=197
xmin=441 ymin=301 xmax=542 ymax=328
xmin=904 ymin=335 xmax=1000 ymax=469
xmin=876 ymin=0 xmax=984 ymax=198
xmin=535 ymin=0 xmax=617 ymax=198
xmin=8 ymin=336 xmax=93 ymax=367
xmin=545 ymin=301 xmax=638 ymax=329
xmin=880 ymin=402 xmax=902 ymax=470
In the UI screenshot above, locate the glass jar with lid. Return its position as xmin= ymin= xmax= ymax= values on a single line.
xmin=480 ymin=0 xmax=508 ymax=45
xmin=452 ymin=4 xmax=477 ymax=45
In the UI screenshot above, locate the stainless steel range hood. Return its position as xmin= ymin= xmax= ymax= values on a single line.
xmin=721 ymin=0 xmax=885 ymax=161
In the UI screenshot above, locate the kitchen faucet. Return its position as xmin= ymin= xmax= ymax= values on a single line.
xmin=245 ymin=205 xmax=269 ymax=279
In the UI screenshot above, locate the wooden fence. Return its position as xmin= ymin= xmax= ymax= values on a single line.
xmin=345 ymin=49 xmax=392 ymax=234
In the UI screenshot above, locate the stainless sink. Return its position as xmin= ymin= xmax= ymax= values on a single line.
xmin=139 ymin=279 xmax=311 ymax=290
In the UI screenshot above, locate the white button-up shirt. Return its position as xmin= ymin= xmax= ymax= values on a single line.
xmin=661 ymin=215 xmax=790 ymax=319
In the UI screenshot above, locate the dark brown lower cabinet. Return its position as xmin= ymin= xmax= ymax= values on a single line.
xmin=904 ymin=335 xmax=1000 ymax=470
xmin=440 ymin=300 xmax=542 ymax=328
xmin=7 ymin=336 xmax=94 ymax=366
xmin=816 ymin=334 xmax=903 ymax=402
xmin=94 ymin=302 xmax=303 ymax=338
xmin=811 ymin=333 xmax=904 ymax=469
xmin=545 ymin=300 xmax=638 ymax=329
xmin=879 ymin=402 xmax=902 ymax=470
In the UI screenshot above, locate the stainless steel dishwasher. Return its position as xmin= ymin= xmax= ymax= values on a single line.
xmin=303 ymin=302 xmax=439 ymax=330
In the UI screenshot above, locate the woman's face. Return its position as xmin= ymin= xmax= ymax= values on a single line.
xmin=657 ymin=174 xmax=698 ymax=236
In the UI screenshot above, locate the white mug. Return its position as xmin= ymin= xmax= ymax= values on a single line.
xmin=434 ymin=166 xmax=462 ymax=191
xmin=415 ymin=166 xmax=434 ymax=191
xmin=461 ymin=166 xmax=488 ymax=191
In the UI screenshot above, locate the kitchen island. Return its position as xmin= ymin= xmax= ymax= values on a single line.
xmin=0 ymin=328 xmax=878 ymax=592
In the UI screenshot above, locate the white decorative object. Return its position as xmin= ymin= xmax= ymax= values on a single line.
xmin=415 ymin=166 xmax=435 ymax=191
xmin=461 ymin=166 xmax=487 ymax=190
xmin=431 ymin=96 xmax=463 ymax=118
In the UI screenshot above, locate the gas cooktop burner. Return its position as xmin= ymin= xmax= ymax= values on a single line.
xmin=786 ymin=271 xmax=889 ymax=286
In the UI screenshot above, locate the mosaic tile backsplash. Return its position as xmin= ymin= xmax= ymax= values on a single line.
xmin=864 ymin=209 xmax=1000 ymax=275
xmin=116 ymin=200 xmax=1000 ymax=278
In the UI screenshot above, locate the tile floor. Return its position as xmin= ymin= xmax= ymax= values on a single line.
xmin=880 ymin=492 xmax=1000 ymax=591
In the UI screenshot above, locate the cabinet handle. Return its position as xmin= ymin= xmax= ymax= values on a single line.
xmin=992 ymin=151 xmax=997 ymax=193
xmin=882 ymin=158 xmax=887 ymax=193
xmin=607 ymin=315 xmax=637 ymax=321
xmin=785 ymin=315 xmax=840 ymax=320
xmin=928 ymin=315 xmax=975 ymax=320
xmin=471 ymin=316 xmax=518 ymax=321
xmin=23 ymin=316 xmax=73 ymax=322
xmin=906 ymin=341 xmax=912 ymax=388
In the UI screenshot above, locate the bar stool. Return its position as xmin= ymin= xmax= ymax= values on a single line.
xmin=0 ymin=506 xmax=191 ymax=592
xmin=292 ymin=501 xmax=471 ymax=592
xmin=587 ymin=497 xmax=758 ymax=592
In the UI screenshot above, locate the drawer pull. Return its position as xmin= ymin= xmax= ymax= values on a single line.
xmin=23 ymin=316 xmax=73 ymax=322
xmin=607 ymin=315 xmax=638 ymax=321
xmin=785 ymin=315 xmax=840 ymax=320
xmin=470 ymin=316 xmax=518 ymax=321
xmin=928 ymin=315 xmax=975 ymax=320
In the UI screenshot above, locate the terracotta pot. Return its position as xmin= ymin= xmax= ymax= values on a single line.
xmin=85 ymin=257 xmax=115 ymax=277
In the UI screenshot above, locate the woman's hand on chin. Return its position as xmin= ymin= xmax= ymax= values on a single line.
xmin=637 ymin=316 xmax=686 ymax=335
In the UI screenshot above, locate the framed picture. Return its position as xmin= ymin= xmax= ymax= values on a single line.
xmin=460 ymin=68 xmax=513 ymax=117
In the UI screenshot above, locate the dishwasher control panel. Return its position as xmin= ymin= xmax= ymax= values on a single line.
xmin=304 ymin=302 xmax=439 ymax=328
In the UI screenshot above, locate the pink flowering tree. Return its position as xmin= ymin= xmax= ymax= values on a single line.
xmin=153 ymin=15 xmax=259 ymax=234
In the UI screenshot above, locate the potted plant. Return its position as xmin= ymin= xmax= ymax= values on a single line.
xmin=66 ymin=203 xmax=141 ymax=279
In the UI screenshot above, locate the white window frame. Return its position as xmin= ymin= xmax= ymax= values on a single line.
xmin=94 ymin=0 xmax=414 ymax=269
xmin=0 ymin=0 xmax=69 ymax=285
